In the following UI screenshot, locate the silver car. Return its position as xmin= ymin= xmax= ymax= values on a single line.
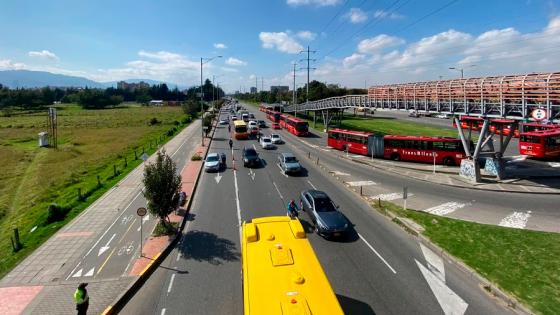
xmin=204 ymin=153 xmax=221 ymax=172
xmin=278 ymin=152 xmax=301 ymax=174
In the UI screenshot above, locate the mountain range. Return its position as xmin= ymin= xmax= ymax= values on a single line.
xmin=0 ymin=70 xmax=183 ymax=89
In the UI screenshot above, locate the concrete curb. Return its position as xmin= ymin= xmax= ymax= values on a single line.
xmin=305 ymin=153 xmax=534 ymax=315
xmin=341 ymin=155 xmax=560 ymax=195
xmin=101 ymin=118 xmax=219 ymax=315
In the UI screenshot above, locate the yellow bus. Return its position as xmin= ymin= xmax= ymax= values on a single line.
xmin=234 ymin=120 xmax=249 ymax=140
xmin=242 ymin=216 xmax=343 ymax=315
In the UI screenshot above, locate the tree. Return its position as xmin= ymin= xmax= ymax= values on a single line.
xmin=142 ymin=150 xmax=182 ymax=231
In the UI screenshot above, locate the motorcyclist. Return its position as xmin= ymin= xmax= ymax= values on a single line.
xmin=287 ymin=199 xmax=299 ymax=218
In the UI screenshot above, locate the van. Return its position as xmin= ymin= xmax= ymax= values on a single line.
xmin=242 ymin=113 xmax=249 ymax=122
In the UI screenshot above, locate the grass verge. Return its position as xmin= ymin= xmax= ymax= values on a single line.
xmin=373 ymin=200 xmax=560 ymax=315
xmin=0 ymin=104 xmax=192 ymax=279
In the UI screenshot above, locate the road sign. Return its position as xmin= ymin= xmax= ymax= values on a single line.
xmin=137 ymin=207 xmax=147 ymax=217
xmin=531 ymin=108 xmax=548 ymax=121
xmin=140 ymin=153 xmax=149 ymax=162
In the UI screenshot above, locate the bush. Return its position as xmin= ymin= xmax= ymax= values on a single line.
xmin=45 ymin=203 xmax=70 ymax=224
xmin=181 ymin=116 xmax=192 ymax=124
xmin=173 ymin=120 xmax=180 ymax=126
xmin=191 ymin=153 xmax=202 ymax=161
xmin=166 ymin=127 xmax=176 ymax=136
xmin=149 ymin=117 xmax=160 ymax=126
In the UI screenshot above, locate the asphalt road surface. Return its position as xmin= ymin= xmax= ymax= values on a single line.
xmin=120 ymin=108 xmax=515 ymax=315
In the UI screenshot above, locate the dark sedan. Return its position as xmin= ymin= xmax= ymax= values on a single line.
xmin=300 ymin=190 xmax=349 ymax=237
xmin=242 ymin=147 xmax=261 ymax=167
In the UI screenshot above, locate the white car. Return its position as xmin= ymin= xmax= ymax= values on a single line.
xmin=435 ymin=113 xmax=450 ymax=119
xmin=231 ymin=115 xmax=238 ymax=121
xmin=260 ymin=137 xmax=274 ymax=149
xmin=270 ymin=134 xmax=283 ymax=144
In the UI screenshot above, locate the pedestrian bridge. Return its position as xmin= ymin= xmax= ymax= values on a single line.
xmin=283 ymin=72 xmax=560 ymax=122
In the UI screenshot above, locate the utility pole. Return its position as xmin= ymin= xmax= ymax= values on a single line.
xmin=299 ymin=46 xmax=316 ymax=109
xmin=255 ymin=76 xmax=258 ymax=94
xmin=261 ymin=77 xmax=264 ymax=92
xmin=292 ymin=62 xmax=297 ymax=105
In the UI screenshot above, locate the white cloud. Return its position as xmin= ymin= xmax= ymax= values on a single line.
xmin=310 ymin=15 xmax=560 ymax=87
xmin=28 ymin=50 xmax=59 ymax=61
xmin=220 ymin=67 xmax=239 ymax=73
xmin=343 ymin=53 xmax=365 ymax=68
xmin=0 ymin=59 xmax=26 ymax=70
xmin=296 ymin=31 xmax=317 ymax=41
xmin=373 ymin=10 xmax=404 ymax=20
xmin=287 ymin=0 xmax=341 ymax=7
xmin=345 ymin=8 xmax=368 ymax=24
xmin=357 ymin=34 xmax=405 ymax=54
xmin=259 ymin=32 xmax=304 ymax=54
xmin=225 ymin=57 xmax=247 ymax=66
xmin=214 ymin=43 xmax=227 ymax=49
xmin=249 ymin=74 xmax=256 ymax=80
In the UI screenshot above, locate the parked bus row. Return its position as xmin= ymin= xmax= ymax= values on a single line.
xmin=263 ymin=107 xmax=309 ymax=137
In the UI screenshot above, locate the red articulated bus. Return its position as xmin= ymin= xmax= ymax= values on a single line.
xmin=489 ymin=119 xmax=517 ymax=137
xmin=280 ymin=114 xmax=309 ymax=136
xmin=453 ymin=116 xmax=484 ymax=131
xmin=327 ymin=129 xmax=371 ymax=155
xmin=519 ymin=129 xmax=560 ymax=159
xmin=327 ymin=128 xmax=469 ymax=166
xmin=266 ymin=110 xmax=281 ymax=123
xmin=520 ymin=122 xmax=560 ymax=133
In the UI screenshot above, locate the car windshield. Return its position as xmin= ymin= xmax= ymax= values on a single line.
xmin=314 ymin=197 xmax=336 ymax=212
xmin=271 ymin=135 xmax=279 ymax=138
xmin=207 ymin=156 xmax=219 ymax=162
xmin=263 ymin=138 xmax=271 ymax=143
xmin=285 ymin=156 xmax=297 ymax=163
xmin=245 ymin=149 xmax=257 ymax=157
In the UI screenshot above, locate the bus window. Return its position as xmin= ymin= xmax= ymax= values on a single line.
xmin=432 ymin=142 xmax=445 ymax=150
xmin=444 ymin=142 xmax=459 ymax=151
xmin=520 ymin=135 xmax=541 ymax=144
xmin=415 ymin=141 xmax=429 ymax=150
xmin=329 ymin=132 xmax=340 ymax=140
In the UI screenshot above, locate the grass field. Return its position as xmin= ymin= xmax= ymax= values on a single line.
xmin=0 ymin=103 xmax=190 ymax=278
xmin=374 ymin=201 xmax=560 ymax=315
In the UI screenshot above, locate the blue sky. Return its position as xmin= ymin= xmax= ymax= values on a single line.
xmin=1 ymin=0 xmax=559 ymax=92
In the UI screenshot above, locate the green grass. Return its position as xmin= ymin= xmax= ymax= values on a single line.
xmin=0 ymin=104 xmax=191 ymax=279
xmin=374 ymin=201 xmax=560 ymax=315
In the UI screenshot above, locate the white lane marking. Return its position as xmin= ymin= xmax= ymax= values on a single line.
xmin=424 ymin=202 xmax=467 ymax=216
xmin=273 ymin=181 xmax=284 ymax=200
xmin=350 ymin=154 xmax=364 ymax=158
xmin=420 ymin=243 xmax=445 ymax=282
xmin=549 ymin=162 xmax=560 ymax=167
xmin=143 ymin=214 xmax=150 ymax=223
xmin=300 ymin=139 xmax=319 ymax=148
xmin=66 ymin=261 xmax=82 ymax=281
xmin=233 ymin=153 xmax=242 ymax=229
xmin=167 ymin=273 xmax=176 ymax=294
xmin=252 ymin=144 xmax=257 ymax=151
xmin=84 ymin=190 xmax=143 ymax=258
xmin=416 ymin=259 xmax=468 ymax=315
xmin=98 ymin=233 xmax=116 ymax=256
xmin=72 ymin=268 xmax=83 ymax=278
xmin=331 ymin=171 xmax=350 ymax=176
xmin=498 ymin=211 xmax=532 ymax=229
xmin=276 ymin=164 xmax=289 ymax=177
xmin=161 ymin=308 xmax=166 ymax=315
xmin=215 ymin=172 xmax=222 ymax=184
xmin=370 ymin=192 xmax=414 ymax=201
xmin=84 ymin=268 xmax=95 ymax=277
xmin=358 ymin=233 xmax=397 ymax=274
xmin=176 ymin=252 xmax=182 ymax=262
xmin=307 ymin=180 xmax=317 ymax=190
xmin=248 ymin=169 xmax=255 ymax=181
xmin=320 ymin=147 xmax=331 ymax=152
xmin=346 ymin=180 xmax=376 ymax=187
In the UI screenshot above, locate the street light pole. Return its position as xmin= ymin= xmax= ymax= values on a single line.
xmin=449 ymin=65 xmax=475 ymax=79
xmin=200 ymin=56 xmax=222 ymax=146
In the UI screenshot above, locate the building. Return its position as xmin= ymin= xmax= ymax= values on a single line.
xmin=149 ymin=100 xmax=164 ymax=106
xmin=250 ymin=87 xmax=257 ymax=94
xmin=117 ymin=81 xmax=150 ymax=91
xmin=270 ymin=86 xmax=289 ymax=93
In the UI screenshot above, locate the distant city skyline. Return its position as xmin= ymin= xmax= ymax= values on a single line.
xmin=1 ymin=0 xmax=559 ymax=92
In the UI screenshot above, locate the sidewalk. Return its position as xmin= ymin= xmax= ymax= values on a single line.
xmin=0 ymin=121 xmax=204 ymax=314
xmin=342 ymin=154 xmax=560 ymax=194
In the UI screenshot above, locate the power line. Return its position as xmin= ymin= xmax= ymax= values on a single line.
xmin=318 ymin=0 xmax=351 ymax=35
xmin=299 ymin=46 xmax=317 ymax=107
xmin=392 ymin=0 xmax=460 ymax=35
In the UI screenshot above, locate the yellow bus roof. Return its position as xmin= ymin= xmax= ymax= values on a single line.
xmin=242 ymin=216 xmax=343 ymax=315
xmin=234 ymin=120 xmax=247 ymax=126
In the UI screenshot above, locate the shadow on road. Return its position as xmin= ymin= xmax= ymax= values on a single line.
xmin=179 ymin=230 xmax=240 ymax=265
xmin=336 ymin=294 xmax=376 ymax=315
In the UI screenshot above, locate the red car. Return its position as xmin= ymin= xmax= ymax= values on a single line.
xmin=272 ymin=123 xmax=281 ymax=129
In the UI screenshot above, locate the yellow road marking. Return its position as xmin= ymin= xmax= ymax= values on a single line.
xmin=118 ymin=218 xmax=137 ymax=243
xmin=97 ymin=247 xmax=117 ymax=276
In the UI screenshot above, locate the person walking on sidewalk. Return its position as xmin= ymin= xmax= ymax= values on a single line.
xmin=74 ymin=283 xmax=89 ymax=315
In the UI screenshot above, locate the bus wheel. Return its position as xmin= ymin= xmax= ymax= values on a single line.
xmin=443 ymin=157 xmax=454 ymax=166
xmin=390 ymin=153 xmax=400 ymax=161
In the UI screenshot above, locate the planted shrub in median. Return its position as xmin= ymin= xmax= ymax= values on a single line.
xmin=45 ymin=203 xmax=71 ymax=224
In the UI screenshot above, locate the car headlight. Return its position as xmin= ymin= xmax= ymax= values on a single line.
xmin=344 ymin=223 xmax=348 ymax=229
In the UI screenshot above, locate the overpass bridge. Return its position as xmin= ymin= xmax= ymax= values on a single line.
xmin=282 ymin=71 xmax=560 ymax=183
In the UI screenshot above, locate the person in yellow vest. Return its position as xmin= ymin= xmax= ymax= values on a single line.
xmin=74 ymin=282 xmax=89 ymax=314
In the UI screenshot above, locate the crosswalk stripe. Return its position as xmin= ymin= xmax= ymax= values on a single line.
xmin=370 ymin=192 xmax=414 ymax=201
xmin=424 ymin=202 xmax=466 ymax=216
xmin=346 ymin=180 xmax=376 ymax=187
xmin=498 ymin=211 xmax=531 ymax=229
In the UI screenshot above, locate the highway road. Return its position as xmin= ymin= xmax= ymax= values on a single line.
xmin=120 ymin=108 xmax=515 ymax=315
xmin=64 ymin=121 xmax=201 ymax=282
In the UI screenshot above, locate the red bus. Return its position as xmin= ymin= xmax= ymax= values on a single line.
xmin=453 ymin=116 xmax=484 ymax=131
xmin=489 ymin=119 xmax=517 ymax=137
xmin=520 ymin=122 xmax=560 ymax=133
xmin=327 ymin=128 xmax=469 ymax=166
xmin=519 ymin=129 xmax=560 ymax=159
xmin=280 ymin=114 xmax=309 ymax=136
xmin=266 ymin=110 xmax=281 ymax=123
xmin=327 ymin=129 xmax=370 ymax=155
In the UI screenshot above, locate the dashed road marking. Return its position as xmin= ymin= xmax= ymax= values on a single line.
xmin=307 ymin=180 xmax=317 ymax=190
xmin=273 ymin=181 xmax=284 ymax=200
xmin=167 ymin=273 xmax=176 ymax=294
xmin=330 ymin=171 xmax=350 ymax=176
xmin=84 ymin=268 xmax=95 ymax=277
xmin=346 ymin=180 xmax=376 ymax=187
xmin=72 ymin=268 xmax=83 ymax=278
xmin=499 ymin=211 xmax=532 ymax=229
xmin=350 ymin=155 xmax=364 ymax=158
xmin=370 ymin=192 xmax=414 ymax=201
xmin=424 ymin=202 xmax=467 ymax=216
xmin=358 ymin=233 xmax=397 ymax=274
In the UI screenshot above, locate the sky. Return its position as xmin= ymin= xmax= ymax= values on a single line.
xmin=1 ymin=0 xmax=559 ymax=93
